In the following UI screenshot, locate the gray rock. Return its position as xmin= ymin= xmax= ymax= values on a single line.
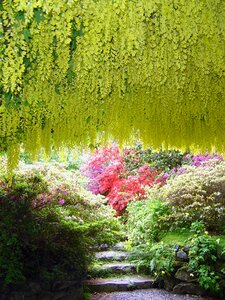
xmin=173 ymin=282 xmax=205 ymax=296
xmin=96 ymin=251 xmax=127 ymax=262
xmin=164 ymin=276 xmax=179 ymax=291
xmin=174 ymin=243 xmax=180 ymax=252
xmin=99 ymin=244 xmax=110 ymax=251
xmin=112 ymin=242 xmax=126 ymax=251
xmin=101 ymin=262 xmax=136 ymax=274
xmin=175 ymin=267 xmax=197 ymax=282
xmin=176 ymin=251 xmax=188 ymax=262
xmin=86 ymin=275 xmax=154 ymax=293
xmin=183 ymin=245 xmax=190 ymax=253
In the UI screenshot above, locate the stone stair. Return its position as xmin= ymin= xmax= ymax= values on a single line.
xmin=85 ymin=242 xmax=154 ymax=294
xmin=95 ymin=250 xmax=128 ymax=262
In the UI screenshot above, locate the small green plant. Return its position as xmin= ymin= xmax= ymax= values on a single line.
xmin=148 ymin=242 xmax=175 ymax=276
xmin=190 ymin=221 xmax=206 ymax=235
xmin=129 ymin=241 xmax=175 ymax=277
xmin=188 ymin=233 xmax=221 ymax=294
xmin=198 ymin=265 xmax=219 ymax=293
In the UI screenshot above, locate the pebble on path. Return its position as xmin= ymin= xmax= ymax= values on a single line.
xmin=91 ymin=289 xmax=216 ymax=300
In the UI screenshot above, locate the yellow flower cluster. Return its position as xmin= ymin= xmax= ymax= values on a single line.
xmin=1 ymin=0 xmax=225 ymax=171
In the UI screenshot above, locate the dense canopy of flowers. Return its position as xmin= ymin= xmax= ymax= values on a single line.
xmin=1 ymin=0 xmax=225 ymax=172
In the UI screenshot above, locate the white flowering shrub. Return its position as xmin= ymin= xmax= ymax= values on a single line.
xmin=149 ymin=161 xmax=225 ymax=231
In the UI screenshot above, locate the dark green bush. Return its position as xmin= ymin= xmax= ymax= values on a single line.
xmin=148 ymin=149 xmax=185 ymax=171
xmin=0 ymin=165 xmax=121 ymax=291
xmin=123 ymin=144 xmax=185 ymax=173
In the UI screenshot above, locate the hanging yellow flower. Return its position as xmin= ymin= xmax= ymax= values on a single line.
xmin=1 ymin=0 xmax=225 ymax=169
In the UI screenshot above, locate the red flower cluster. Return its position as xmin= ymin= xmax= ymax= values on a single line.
xmin=82 ymin=146 xmax=167 ymax=214
xmin=107 ymin=176 xmax=146 ymax=216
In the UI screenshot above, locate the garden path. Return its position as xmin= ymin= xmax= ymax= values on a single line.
xmin=86 ymin=242 xmax=216 ymax=300
xmin=91 ymin=289 xmax=215 ymax=300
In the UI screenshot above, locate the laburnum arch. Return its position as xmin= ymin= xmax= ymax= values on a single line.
xmin=0 ymin=0 xmax=225 ymax=171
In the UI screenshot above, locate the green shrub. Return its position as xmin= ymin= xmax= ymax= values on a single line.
xmin=187 ymin=233 xmax=221 ymax=294
xmin=126 ymin=199 xmax=171 ymax=246
xmin=0 ymin=163 xmax=121 ymax=291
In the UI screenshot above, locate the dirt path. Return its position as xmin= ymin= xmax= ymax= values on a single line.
xmin=91 ymin=289 xmax=216 ymax=300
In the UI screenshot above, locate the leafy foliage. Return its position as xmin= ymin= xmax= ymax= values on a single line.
xmin=124 ymin=153 xmax=225 ymax=296
xmin=129 ymin=241 xmax=175 ymax=277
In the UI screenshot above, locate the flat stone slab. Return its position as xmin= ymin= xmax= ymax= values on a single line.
xmin=86 ymin=275 xmax=154 ymax=293
xmin=96 ymin=251 xmax=128 ymax=262
xmin=101 ymin=262 xmax=136 ymax=274
xmin=112 ymin=242 xmax=126 ymax=251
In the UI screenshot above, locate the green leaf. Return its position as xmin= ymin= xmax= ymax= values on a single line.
xmin=24 ymin=57 xmax=31 ymax=68
xmin=23 ymin=28 xmax=32 ymax=42
xmin=34 ymin=9 xmax=45 ymax=23
xmin=86 ymin=116 xmax=91 ymax=124
xmin=4 ymin=92 xmax=12 ymax=108
xmin=15 ymin=11 xmax=25 ymax=22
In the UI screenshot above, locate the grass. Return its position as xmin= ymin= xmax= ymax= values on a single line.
xmin=160 ymin=230 xmax=225 ymax=247
xmin=160 ymin=230 xmax=192 ymax=244
xmin=211 ymin=236 xmax=225 ymax=247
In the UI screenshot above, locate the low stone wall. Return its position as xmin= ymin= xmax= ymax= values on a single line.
xmin=0 ymin=280 xmax=84 ymax=300
xmin=160 ymin=244 xmax=225 ymax=297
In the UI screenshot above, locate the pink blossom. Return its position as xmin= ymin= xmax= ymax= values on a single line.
xmin=58 ymin=199 xmax=65 ymax=205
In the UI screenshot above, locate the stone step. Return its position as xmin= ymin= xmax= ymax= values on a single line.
xmin=86 ymin=275 xmax=154 ymax=293
xmin=100 ymin=262 xmax=136 ymax=275
xmin=95 ymin=251 xmax=128 ymax=262
xmin=112 ymin=242 xmax=126 ymax=251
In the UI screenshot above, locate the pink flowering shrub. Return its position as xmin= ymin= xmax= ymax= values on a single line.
xmin=81 ymin=146 xmax=123 ymax=194
xmin=98 ymin=161 xmax=124 ymax=194
xmin=82 ymin=146 xmax=167 ymax=215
